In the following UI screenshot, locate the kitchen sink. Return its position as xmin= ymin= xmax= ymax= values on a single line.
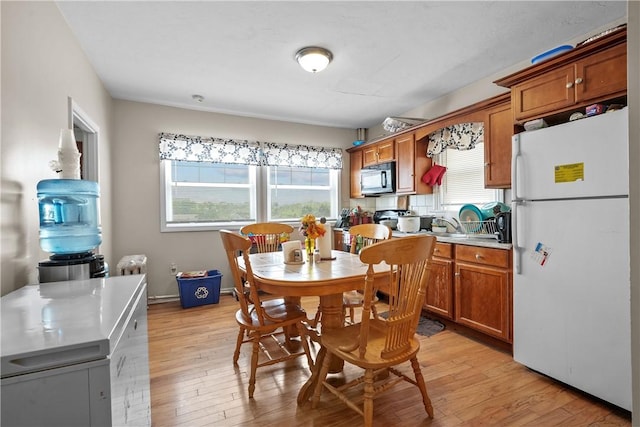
xmin=426 ymin=232 xmax=468 ymax=239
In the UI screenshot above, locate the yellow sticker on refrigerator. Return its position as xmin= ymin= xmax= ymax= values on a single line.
xmin=554 ymin=162 xmax=584 ymax=183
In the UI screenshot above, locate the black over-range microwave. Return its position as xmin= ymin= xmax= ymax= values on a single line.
xmin=361 ymin=161 xmax=395 ymax=196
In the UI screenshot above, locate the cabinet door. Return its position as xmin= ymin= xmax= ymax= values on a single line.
xmin=512 ymin=64 xmax=576 ymax=122
xmin=350 ymin=150 xmax=363 ymax=198
xmin=484 ymin=102 xmax=513 ymax=188
xmin=455 ymin=262 xmax=510 ymax=341
xmin=362 ymin=145 xmax=379 ymax=167
xmin=575 ymin=42 xmax=627 ymax=103
xmin=377 ymin=140 xmax=395 ymax=163
xmin=425 ymin=257 xmax=454 ymax=319
xmin=395 ymin=133 xmax=415 ymax=194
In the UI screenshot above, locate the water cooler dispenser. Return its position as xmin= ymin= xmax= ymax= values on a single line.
xmin=37 ymin=179 xmax=106 ymax=283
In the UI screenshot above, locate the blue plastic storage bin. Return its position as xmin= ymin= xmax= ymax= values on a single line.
xmin=176 ymin=270 xmax=222 ymax=308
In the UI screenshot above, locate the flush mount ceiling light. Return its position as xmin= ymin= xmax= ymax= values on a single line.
xmin=295 ymin=46 xmax=333 ymax=73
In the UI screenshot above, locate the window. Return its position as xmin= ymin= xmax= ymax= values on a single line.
xmin=267 ymin=166 xmax=340 ymax=221
xmin=436 ymin=143 xmax=502 ymax=213
xmin=427 ymin=122 xmax=502 ymax=213
xmin=159 ymin=133 xmax=342 ymax=231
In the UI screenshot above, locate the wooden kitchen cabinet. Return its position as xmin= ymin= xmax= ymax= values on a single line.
xmin=454 ymin=245 xmax=512 ymax=342
xmin=425 ymin=242 xmax=454 ymax=319
xmin=349 ymin=149 xmax=363 ymax=198
xmin=395 ymin=132 xmax=415 ymax=194
xmin=484 ymin=98 xmax=514 ymax=188
xmin=495 ymin=27 xmax=627 ymax=125
xmin=362 ymin=139 xmax=394 ymax=167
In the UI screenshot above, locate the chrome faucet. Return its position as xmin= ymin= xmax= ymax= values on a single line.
xmin=435 ymin=217 xmax=464 ymax=233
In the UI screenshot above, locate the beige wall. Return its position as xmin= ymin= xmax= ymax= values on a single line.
xmin=111 ymin=100 xmax=354 ymax=298
xmin=1 ymin=1 xmax=114 ymax=296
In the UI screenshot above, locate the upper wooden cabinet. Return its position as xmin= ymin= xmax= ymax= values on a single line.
xmin=484 ymin=99 xmax=514 ymax=188
xmin=394 ymin=132 xmax=432 ymax=195
xmin=362 ymin=139 xmax=394 ymax=167
xmin=495 ymin=27 xmax=626 ymax=124
xmin=349 ymin=149 xmax=363 ymax=198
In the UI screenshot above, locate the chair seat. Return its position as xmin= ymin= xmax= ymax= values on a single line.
xmin=321 ymin=320 xmax=420 ymax=369
xmin=236 ymin=298 xmax=308 ymax=328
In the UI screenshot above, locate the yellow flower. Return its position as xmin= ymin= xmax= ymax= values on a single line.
xmin=300 ymin=214 xmax=326 ymax=240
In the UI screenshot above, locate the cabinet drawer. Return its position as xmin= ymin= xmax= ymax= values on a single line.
xmin=432 ymin=242 xmax=452 ymax=259
xmin=455 ymin=245 xmax=509 ymax=268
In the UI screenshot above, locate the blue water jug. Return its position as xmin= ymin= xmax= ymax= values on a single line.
xmin=37 ymin=179 xmax=102 ymax=254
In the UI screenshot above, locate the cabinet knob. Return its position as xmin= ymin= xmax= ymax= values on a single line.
xmin=475 ymin=254 xmax=483 ymax=260
xmin=484 ymin=162 xmax=490 ymax=167
xmin=455 ymin=272 xmax=461 ymax=277
xmin=566 ymin=82 xmax=574 ymax=88
xmin=575 ymin=77 xmax=583 ymax=85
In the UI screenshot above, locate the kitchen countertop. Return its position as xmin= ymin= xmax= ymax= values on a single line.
xmin=335 ymin=227 xmax=512 ymax=250
xmin=392 ymin=230 xmax=513 ymax=250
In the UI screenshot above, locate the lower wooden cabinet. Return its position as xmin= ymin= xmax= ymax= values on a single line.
xmin=423 ymin=242 xmax=512 ymax=344
xmin=424 ymin=243 xmax=454 ymax=319
xmin=454 ymin=245 xmax=512 ymax=342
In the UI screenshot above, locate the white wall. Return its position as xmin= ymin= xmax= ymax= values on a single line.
xmin=1 ymin=2 xmax=114 ymax=296
xmin=111 ymin=100 xmax=354 ymax=298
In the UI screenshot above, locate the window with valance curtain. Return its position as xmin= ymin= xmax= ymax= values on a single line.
xmin=158 ymin=133 xmax=343 ymax=231
xmin=426 ymin=123 xmax=502 ymax=212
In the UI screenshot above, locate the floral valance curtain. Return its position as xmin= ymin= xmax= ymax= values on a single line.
xmin=426 ymin=122 xmax=484 ymax=157
xmin=159 ymin=133 xmax=262 ymax=165
xmin=262 ymin=142 xmax=342 ymax=169
xmin=158 ymin=133 xmax=342 ymax=169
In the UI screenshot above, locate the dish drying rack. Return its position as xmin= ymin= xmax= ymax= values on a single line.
xmin=460 ymin=219 xmax=498 ymax=238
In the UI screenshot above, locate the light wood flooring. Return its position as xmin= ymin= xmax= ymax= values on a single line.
xmin=147 ymin=294 xmax=632 ymax=426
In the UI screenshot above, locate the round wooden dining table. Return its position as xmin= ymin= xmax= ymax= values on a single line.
xmin=237 ymin=249 xmax=390 ymax=404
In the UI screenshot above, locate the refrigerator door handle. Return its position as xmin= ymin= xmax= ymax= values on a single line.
xmin=512 ymin=200 xmax=522 ymax=275
xmin=511 ymin=134 xmax=521 ymax=201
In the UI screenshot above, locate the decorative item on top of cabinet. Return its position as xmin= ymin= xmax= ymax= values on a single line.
xmin=424 ymin=242 xmax=454 ymax=319
xmin=349 ymin=149 xmax=363 ymax=198
xmin=494 ymin=26 xmax=626 ymax=125
xmin=454 ymin=245 xmax=512 ymax=342
xmin=362 ymin=138 xmax=394 ymax=167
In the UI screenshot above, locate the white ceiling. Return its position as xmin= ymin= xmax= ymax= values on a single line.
xmin=55 ymin=1 xmax=627 ymax=130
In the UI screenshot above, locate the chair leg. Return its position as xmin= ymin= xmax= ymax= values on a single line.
xmin=233 ymin=325 xmax=245 ymax=365
xmin=363 ymin=369 xmax=375 ymax=427
xmin=311 ymin=351 xmax=332 ymax=408
xmin=296 ymin=322 xmax=314 ymax=370
xmin=371 ymin=303 xmax=378 ymax=319
xmin=410 ymin=356 xmax=433 ymax=418
xmin=248 ymin=334 xmax=260 ymax=398
xmin=349 ymin=306 xmax=356 ymax=324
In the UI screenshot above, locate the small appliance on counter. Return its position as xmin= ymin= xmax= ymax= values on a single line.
xmin=37 ymin=179 xmax=105 ymax=283
xmin=495 ymin=211 xmax=511 ymax=243
xmin=372 ymin=209 xmax=409 ymax=230
xmin=334 ymin=208 xmax=351 ymax=229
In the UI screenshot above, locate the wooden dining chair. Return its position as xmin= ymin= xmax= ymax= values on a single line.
xmin=343 ymin=223 xmax=392 ymax=323
xmin=240 ymin=222 xmax=293 ymax=254
xmin=311 ymin=235 xmax=437 ymax=426
xmin=220 ymin=230 xmax=314 ymax=398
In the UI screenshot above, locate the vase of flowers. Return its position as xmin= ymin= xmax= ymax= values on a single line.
xmin=300 ymin=214 xmax=326 ymax=259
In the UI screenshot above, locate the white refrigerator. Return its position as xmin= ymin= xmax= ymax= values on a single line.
xmin=511 ymin=108 xmax=630 ymax=411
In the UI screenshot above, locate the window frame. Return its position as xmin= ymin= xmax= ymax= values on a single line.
xmin=433 ymin=143 xmax=504 ymax=215
xmin=160 ymin=160 xmax=341 ymax=232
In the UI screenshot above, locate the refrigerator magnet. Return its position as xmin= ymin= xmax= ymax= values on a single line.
xmin=530 ymin=242 xmax=552 ymax=266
